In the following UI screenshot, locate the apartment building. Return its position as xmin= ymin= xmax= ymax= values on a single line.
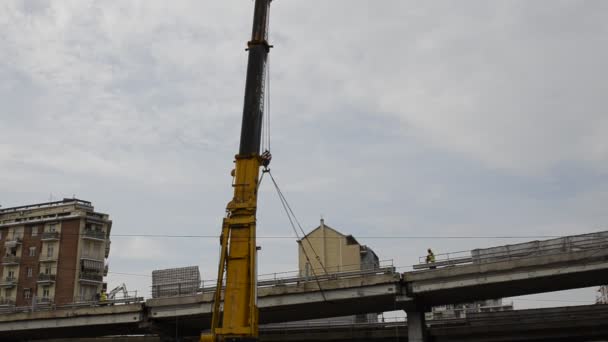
xmin=298 ymin=219 xmax=379 ymax=277
xmin=0 ymin=199 xmax=111 ymax=308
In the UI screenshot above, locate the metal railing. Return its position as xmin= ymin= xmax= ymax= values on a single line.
xmin=82 ymin=229 xmax=106 ymax=240
xmin=414 ymin=230 xmax=608 ymax=270
xmin=0 ymin=293 xmax=144 ymax=314
xmin=0 ymin=277 xmax=17 ymax=287
xmin=70 ymin=291 xmax=144 ymax=307
xmin=2 ymin=256 xmax=21 ymax=264
xmin=0 ymin=298 xmax=15 ymax=306
xmin=0 ymin=198 xmax=92 ymax=214
xmin=40 ymin=231 xmax=60 ymax=240
xmin=37 ymin=274 xmax=56 ymax=282
xmin=39 ymin=255 xmax=58 ymax=262
xmin=202 ymin=261 xmax=395 ymax=293
xmin=261 ymin=316 xmax=407 ymax=332
xmin=151 ymin=260 xmax=396 ymax=298
xmin=36 ymin=297 xmax=53 ymax=304
xmin=79 ymin=272 xmax=103 ymax=282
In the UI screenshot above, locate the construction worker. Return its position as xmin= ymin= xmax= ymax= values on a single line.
xmin=100 ymin=289 xmax=107 ymax=305
xmin=426 ymin=248 xmax=436 ymax=269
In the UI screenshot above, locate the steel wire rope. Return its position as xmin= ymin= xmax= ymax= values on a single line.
xmin=266 ymin=170 xmax=329 ymax=301
xmin=267 ymin=171 xmax=330 ymax=275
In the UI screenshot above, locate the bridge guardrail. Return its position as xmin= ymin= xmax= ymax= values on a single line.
xmin=261 ymin=316 xmax=407 ymax=331
xmin=199 ymin=260 xmax=396 ymax=294
xmin=149 ymin=260 xmax=397 ymax=298
xmin=414 ymin=230 xmax=608 ymax=270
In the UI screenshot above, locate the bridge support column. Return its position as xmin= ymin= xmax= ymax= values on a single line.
xmin=407 ymin=310 xmax=428 ymax=342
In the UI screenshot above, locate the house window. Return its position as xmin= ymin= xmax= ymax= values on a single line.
xmin=44 ymin=266 xmax=51 ymax=275
xmin=29 ymin=247 xmax=36 ymax=257
xmin=24 ymin=289 xmax=31 ymax=299
xmin=42 ymin=287 xmax=50 ymax=298
xmin=7 ymin=270 xmax=15 ymax=279
xmin=27 ymin=267 xmax=33 ymax=278
xmin=31 ymin=227 xmax=38 ymax=237
xmin=93 ymin=242 xmax=101 ymax=257
xmin=47 ymin=244 xmax=54 ymax=258
xmin=49 ymin=224 xmax=57 ymax=232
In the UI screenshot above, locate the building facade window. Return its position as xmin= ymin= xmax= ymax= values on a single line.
xmin=44 ymin=266 xmax=51 ymax=275
xmin=47 ymin=244 xmax=54 ymax=258
xmin=27 ymin=267 xmax=33 ymax=278
xmin=29 ymin=246 xmax=36 ymax=257
xmin=7 ymin=270 xmax=15 ymax=279
xmin=31 ymin=227 xmax=38 ymax=237
xmin=24 ymin=289 xmax=31 ymax=299
xmin=49 ymin=224 xmax=57 ymax=232
xmin=42 ymin=287 xmax=50 ymax=299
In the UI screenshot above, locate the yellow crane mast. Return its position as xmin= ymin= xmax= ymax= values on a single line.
xmin=201 ymin=0 xmax=273 ymax=341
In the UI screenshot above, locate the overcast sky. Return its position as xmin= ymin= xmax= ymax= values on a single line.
xmin=1 ymin=0 xmax=607 ymax=311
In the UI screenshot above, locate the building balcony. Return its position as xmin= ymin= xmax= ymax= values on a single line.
xmin=82 ymin=229 xmax=106 ymax=241
xmin=0 ymin=277 xmax=16 ymax=288
xmin=80 ymin=258 xmax=104 ymax=273
xmin=39 ymin=255 xmax=58 ymax=263
xmin=37 ymin=273 xmax=56 ymax=284
xmin=36 ymin=297 xmax=53 ymax=305
xmin=0 ymin=298 xmax=15 ymax=306
xmin=79 ymin=271 xmax=103 ymax=283
xmin=40 ymin=231 xmax=60 ymax=241
xmin=2 ymin=256 xmax=20 ymax=265
xmin=4 ymin=237 xmax=22 ymax=248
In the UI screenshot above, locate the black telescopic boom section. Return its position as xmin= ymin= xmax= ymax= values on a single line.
xmin=239 ymin=0 xmax=271 ymax=156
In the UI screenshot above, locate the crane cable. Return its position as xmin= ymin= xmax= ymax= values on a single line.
xmin=267 ymin=171 xmax=328 ymax=301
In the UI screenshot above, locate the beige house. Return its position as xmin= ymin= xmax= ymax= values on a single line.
xmin=298 ymin=219 xmax=379 ymax=277
xmin=296 ymin=220 xmax=380 ymax=323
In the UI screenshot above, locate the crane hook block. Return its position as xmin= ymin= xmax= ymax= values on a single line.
xmin=261 ymin=150 xmax=272 ymax=168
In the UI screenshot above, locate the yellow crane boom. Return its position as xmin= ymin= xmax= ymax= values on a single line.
xmin=201 ymin=1 xmax=273 ymax=341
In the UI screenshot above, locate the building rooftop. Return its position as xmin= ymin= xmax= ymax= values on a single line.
xmin=0 ymin=198 xmax=93 ymax=214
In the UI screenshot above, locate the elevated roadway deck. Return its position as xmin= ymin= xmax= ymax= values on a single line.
xmin=0 ymin=231 xmax=606 ymax=341
xmin=35 ymin=304 xmax=608 ymax=342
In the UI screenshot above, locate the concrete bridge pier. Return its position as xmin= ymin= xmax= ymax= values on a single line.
xmin=406 ymin=309 xmax=428 ymax=342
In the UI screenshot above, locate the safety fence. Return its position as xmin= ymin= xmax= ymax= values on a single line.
xmin=0 ymin=293 xmax=144 ymax=314
xmin=149 ymin=259 xmax=397 ymax=298
xmin=414 ymin=230 xmax=608 ymax=270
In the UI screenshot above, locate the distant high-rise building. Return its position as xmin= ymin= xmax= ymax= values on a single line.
xmin=0 ymin=199 xmax=111 ymax=308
